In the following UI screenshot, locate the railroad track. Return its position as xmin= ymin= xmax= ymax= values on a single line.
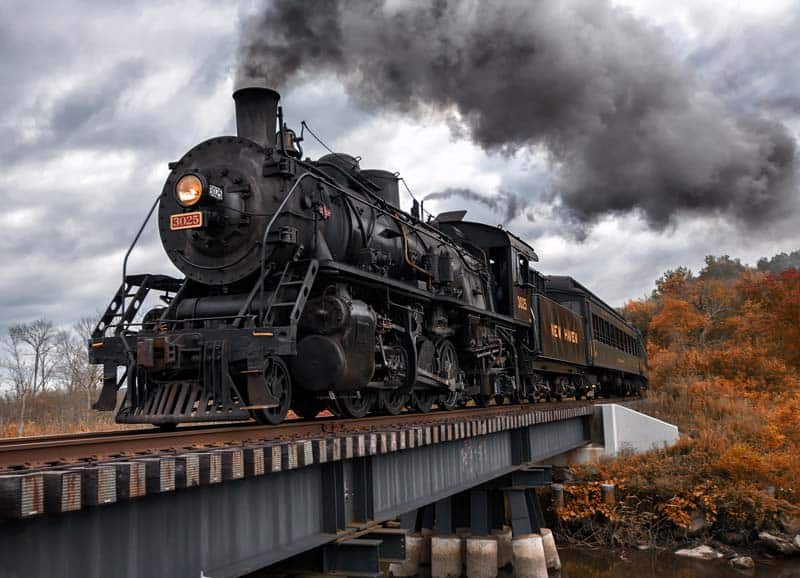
xmin=0 ymin=397 xmax=631 ymax=471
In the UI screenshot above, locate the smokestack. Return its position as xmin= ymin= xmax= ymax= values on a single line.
xmin=232 ymin=86 xmax=280 ymax=148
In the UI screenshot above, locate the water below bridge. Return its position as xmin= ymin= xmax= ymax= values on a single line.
xmin=560 ymin=547 xmax=800 ymax=577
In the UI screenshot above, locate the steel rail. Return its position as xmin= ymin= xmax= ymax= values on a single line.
xmin=0 ymin=397 xmax=632 ymax=470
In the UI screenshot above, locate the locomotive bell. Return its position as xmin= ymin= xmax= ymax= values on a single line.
xmin=278 ymin=125 xmax=303 ymax=158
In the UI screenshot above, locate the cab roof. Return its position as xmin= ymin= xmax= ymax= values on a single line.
xmin=439 ymin=219 xmax=539 ymax=262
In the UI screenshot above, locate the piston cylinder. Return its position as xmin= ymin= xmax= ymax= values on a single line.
xmin=291 ymin=296 xmax=376 ymax=391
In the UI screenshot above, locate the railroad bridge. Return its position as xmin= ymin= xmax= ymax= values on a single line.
xmin=0 ymin=401 xmax=670 ymax=577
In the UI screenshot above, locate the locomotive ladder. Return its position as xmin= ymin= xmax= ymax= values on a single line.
xmin=263 ymin=259 xmax=318 ymax=327
xmin=91 ymin=274 xmax=183 ymax=412
xmin=92 ymin=274 xmax=183 ymax=339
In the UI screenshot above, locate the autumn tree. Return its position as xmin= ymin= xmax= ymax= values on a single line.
xmin=572 ymin=256 xmax=800 ymax=547
xmin=757 ymin=249 xmax=800 ymax=274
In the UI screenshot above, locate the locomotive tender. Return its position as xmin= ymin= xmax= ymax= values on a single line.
xmin=89 ymin=86 xmax=647 ymax=427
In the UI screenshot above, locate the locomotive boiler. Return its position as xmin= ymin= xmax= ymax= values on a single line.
xmin=89 ymin=86 xmax=647 ymax=427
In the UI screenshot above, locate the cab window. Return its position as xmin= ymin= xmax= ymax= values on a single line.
xmin=516 ymin=253 xmax=530 ymax=285
xmin=514 ymin=251 xmax=531 ymax=285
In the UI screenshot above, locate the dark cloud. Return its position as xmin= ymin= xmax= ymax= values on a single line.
xmin=48 ymin=60 xmax=150 ymax=145
xmin=1 ymin=0 xmax=799 ymax=333
xmin=0 ymin=59 xmax=161 ymax=166
xmin=0 ymin=1 xmax=239 ymax=328
xmin=238 ymin=0 xmax=798 ymax=229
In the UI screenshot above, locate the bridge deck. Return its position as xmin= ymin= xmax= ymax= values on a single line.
xmin=0 ymin=405 xmax=593 ymax=578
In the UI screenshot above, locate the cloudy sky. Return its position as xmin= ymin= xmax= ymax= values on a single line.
xmin=0 ymin=0 xmax=798 ymax=329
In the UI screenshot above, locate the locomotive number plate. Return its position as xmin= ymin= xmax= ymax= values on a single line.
xmin=170 ymin=211 xmax=203 ymax=230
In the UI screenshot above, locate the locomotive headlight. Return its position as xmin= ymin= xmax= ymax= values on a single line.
xmin=175 ymin=174 xmax=204 ymax=206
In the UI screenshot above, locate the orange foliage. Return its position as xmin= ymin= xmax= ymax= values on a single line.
xmin=559 ymin=260 xmax=800 ymax=545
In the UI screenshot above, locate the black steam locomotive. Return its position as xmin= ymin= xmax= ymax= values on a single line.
xmin=89 ymin=86 xmax=647 ymax=427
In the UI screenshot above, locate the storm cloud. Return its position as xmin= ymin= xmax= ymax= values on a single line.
xmin=1 ymin=1 xmax=799 ymax=333
xmin=0 ymin=1 xmax=239 ymax=328
xmin=238 ymin=0 xmax=798 ymax=228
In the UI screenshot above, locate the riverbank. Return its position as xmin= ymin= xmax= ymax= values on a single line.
xmin=550 ymin=393 xmax=800 ymax=563
xmin=560 ymin=546 xmax=800 ymax=578
xmin=552 ymin=263 xmax=800 ymax=566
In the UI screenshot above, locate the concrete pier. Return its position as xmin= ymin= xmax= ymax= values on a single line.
xmin=420 ymin=528 xmax=433 ymax=565
xmin=540 ymin=528 xmax=561 ymax=571
xmin=388 ymin=533 xmax=422 ymax=577
xmin=431 ymin=535 xmax=462 ymax=578
xmin=511 ymin=534 xmax=547 ymax=578
xmin=465 ymin=537 xmax=498 ymax=578
xmin=491 ymin=526 xmax=513 ymax=568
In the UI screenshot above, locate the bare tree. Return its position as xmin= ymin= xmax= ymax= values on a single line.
xmin=56 ymin=318 xmax=102 ymax=410
xmin=2 ymin=326 xmax=34 ymax=435
xmin=14 ymin=320 xmax=57 ymax=395
xmin=2 ymin=320 xmax=57 ymax=435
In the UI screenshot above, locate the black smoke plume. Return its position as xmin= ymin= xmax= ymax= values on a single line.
xmin=238 ymin=0 xmax=797 ymax=228
xmin=423 ymin=188 xmax=521 ymax=224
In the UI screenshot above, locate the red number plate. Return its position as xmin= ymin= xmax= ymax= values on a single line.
xmin=170 ymin=211 xmax=203 ymax=230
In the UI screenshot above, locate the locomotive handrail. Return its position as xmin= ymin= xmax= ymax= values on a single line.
xmin=120 ymin=194 xmax=161 ymax=328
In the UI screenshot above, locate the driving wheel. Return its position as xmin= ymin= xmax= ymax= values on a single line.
xmin=336 ymin=391 xmax=377 ymax=419
xmin=435 ymin=340 xmax=462 ymax=410
xmin=412 ymin=390 xmax=436 ymax=413
xmin=250 ymin=356 xmax=292 ymax=425
xmin=379 ymin=389 xmax=409 ymax=415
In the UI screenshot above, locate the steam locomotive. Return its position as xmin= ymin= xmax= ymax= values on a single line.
xmin=89 ymin=86 xmax=647 ymax=427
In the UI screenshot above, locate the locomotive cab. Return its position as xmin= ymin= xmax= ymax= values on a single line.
xmin=435 ymin=219 xmax=538 ymax=321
